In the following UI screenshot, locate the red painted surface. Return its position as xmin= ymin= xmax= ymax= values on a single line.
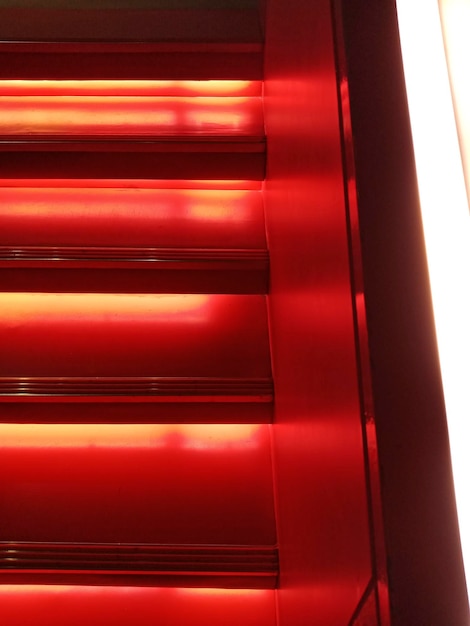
xmin=0 ymin=9 xmax=263 ymax=44
xmin=0 ymin=185 xmax=268 ymax=293
xmin=0 ymin=294 xmax=270 ymax=378
xmin=0 ymin=179 xmax=263 ymax=190
xmin=0 ymin=49 xmax=264 ymax=81
xmin=0 ymin=187 xmax=265 ymax=250
xmin=0 ymin=80 xmax=262 ymax=97
xmin=0 ymin=95 xmax=263 ymax=141
xmin=0 ymin=9 xmax=263 ymax=81
xmin=0 ymin=587 xmax=276 ymax=626
xmin=0 ymin=80 xmax=265 ymax=179
xmin=337 ymin=1 xmax=469 ymax=623
xmin=0 ymin=423 xmax=275 ymax=545
xmin=264 ymin=0 xmax=375 ymax=624
xmin=0 ymin=3 xmax=404 ymax=622
xmin=0 ymin=1 xmax=466 ymax=622
xmin=0 ymin=292 xmax=272 ymax=422
xmin=0 ymin=145 xmax=265 ymax=181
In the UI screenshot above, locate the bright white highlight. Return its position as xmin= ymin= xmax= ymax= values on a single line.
xmin=439 ymin=0 xmax=470 ymax=207
xmin=396 ymin=0 xmax=470 ymax=595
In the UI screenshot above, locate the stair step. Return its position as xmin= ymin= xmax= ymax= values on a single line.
xmin=0 ymin=423 xmax=277 ymax=587
xmin=0 ymin=9 xmax=263 ymax=80
xmin=0 ymin=83 xmax=265 ymax=179
xmin=0 ymin=585 xmax=276 ymax=626
xmin=0 ymin=185 xmax=268 ymax=294
xmin=0 ymin=293 xmax=273 ymax=422
xmin=0 ymin=9 xmax=275 ymax=603
xmin=0 ymin=95 xmax=264 ymax=141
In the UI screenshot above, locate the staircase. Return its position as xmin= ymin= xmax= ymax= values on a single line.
xmin=0 ymin=9 xmax=278 ymax=626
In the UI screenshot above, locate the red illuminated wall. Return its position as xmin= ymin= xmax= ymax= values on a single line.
xmin=263 ymin=1 xmax=380 ymax=624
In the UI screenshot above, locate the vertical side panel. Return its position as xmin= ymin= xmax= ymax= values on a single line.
xmin=264 ymin=1 xmax=374 ymax=624
xmin=337 ymin=1 xmax=469 ymax=624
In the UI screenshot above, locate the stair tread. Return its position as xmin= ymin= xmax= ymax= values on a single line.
xmin=0 ymin=96 xmax=264 ymax=142
xmin=0 ymin=293 xmax=273 ymax=417
xmin=0 ymin=28 xmax=275 ymax=596
xmin=0 ymin=423 xmax=276 ymax=545
xmin=0 ymin=187 xmax=266 ymax=248
xmin=0 ymin=184 xmax=268 ymax=292
xmin=0 ymin=586 xmax=277 ymax=626
xmin=0 ymin=293 xmax=271 ymax=377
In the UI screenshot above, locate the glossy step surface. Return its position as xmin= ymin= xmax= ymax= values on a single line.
xmin=0 ymin=586 xmax=276 ymax=626
xmin=0 ymin=81 xmax=265 ymax=179
xmin=0 ymin=184 xmax=268 ymax=294
xmin=0 ymin=423 xmax=277 ymax=587
xmin=0 ymin=97 xmax=263 ymax=141
xmin=0 ymin=293 xmax=272 ymax=422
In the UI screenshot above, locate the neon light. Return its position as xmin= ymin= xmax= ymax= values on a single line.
xmin=396 ymin=0 xmax=470 ymax=592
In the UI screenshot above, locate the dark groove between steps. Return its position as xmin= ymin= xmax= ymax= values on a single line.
xmin=0 ymin=543 xmax=278 ymax=573
xmin=0 ymin=377 xmax=273 ymax=401
xmin=0 ymin=542 xmax=278 ymax=588
xmin=0 ymin=246 xmax=268 ymax=263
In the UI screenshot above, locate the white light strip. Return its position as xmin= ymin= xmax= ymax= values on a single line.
xmin=396 ymin=0 xmax=470 ymax=594
xmin=439 ymin=0 xmax=470 ymax=207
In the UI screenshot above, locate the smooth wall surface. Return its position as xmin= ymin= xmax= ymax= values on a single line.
xmin=338 ymin=1 xmax=469 ymax=624
xmin=0 ymin=423 xmax=275 ymax=545
xmin=264 ymin=1 xmax=375 ymax=624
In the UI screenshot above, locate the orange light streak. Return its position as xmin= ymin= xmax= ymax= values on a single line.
xmin=0 ymin=424 xmax=263 ymax=449
xmin=0 ymin=80 xmax=261 ymax=97
xmin=0 ymin=179 xmax=263 ymax=190
xmin=0 ymin=96 xmax=262 ymax=138
xmin=0 ymin=584 xmax=270 ymax=596
xmin=0 ymin=293 xmax=211 ymax=323
xmin=176 ymin=588 xmax=269 ymax=597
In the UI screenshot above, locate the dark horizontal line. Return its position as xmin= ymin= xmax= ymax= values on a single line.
xmin=0 ymin=542 xmax=278 ymax=574
xmin=0 ymin=43 xmax=263 ymax=53
xmin=0 ymin=377 xmax=273 ymax=399
xmin=0 ymin=139 xmax=266 ymax=152
xmin=0 ymin=246 xmax=269 ymax=263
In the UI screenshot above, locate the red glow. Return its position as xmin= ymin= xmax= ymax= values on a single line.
xmin=0 ymin=424 xmax=264 ymax=449
xmin=0 ymin=187 xmax=265 ymax=247
xmin=0 ymin=293 xmax=211 ymax=322
xmin=0 ymin=96 xmax=263 ymax=139
xmin=0 ymin=293 xmax=271 ymax=380
xmin=0 ymin=424 xmax=275 ymax=545
xmin=0 ymin=179 xmax=263 ymax=190
xmin=0 ymin=586 xmax=275 ymax=626
xmin=0 ymin=80 xmax=262 ymax=97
